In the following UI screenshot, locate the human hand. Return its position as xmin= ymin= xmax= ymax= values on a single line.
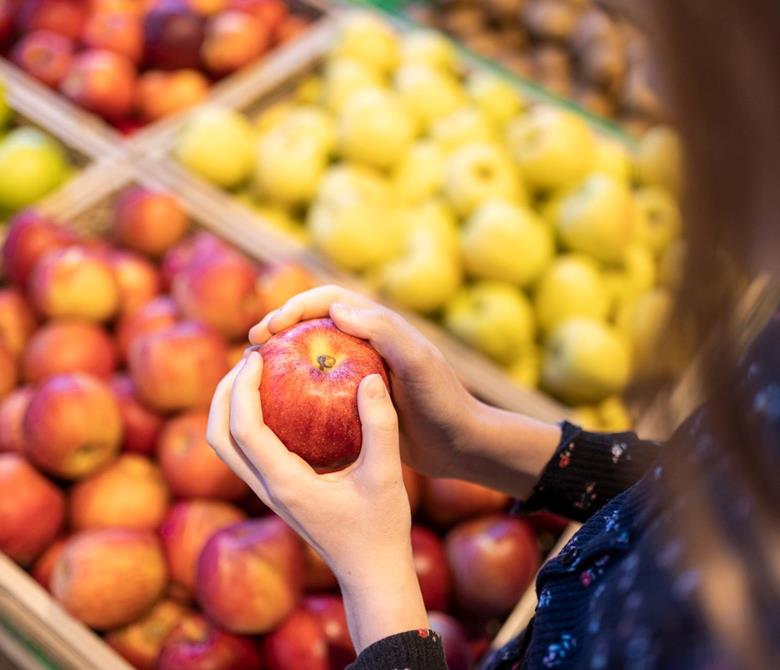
xmin=206 ymin=351 xmax=428 ymax=652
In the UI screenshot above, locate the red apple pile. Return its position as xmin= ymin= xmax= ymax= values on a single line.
xmin=2 ymin=0 xmax=311 ymax=131
xmin=0 ymin=187 xmax=566 ymax=669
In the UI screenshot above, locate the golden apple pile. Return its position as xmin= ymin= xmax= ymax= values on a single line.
xmin=176 ymin=12 xmax=684 ymax=428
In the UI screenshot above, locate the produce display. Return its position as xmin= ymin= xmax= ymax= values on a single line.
xmin=0 ymin=78 xmax=74 ymax=218
xmin=0 ymin=187 xmax=565 ymax=669
xmin=173 ymin=11 xmax=684 ymax=428
xmin=0 ymin=0 xmax=315 ymax=132
xmin=408 ymin=0 xmax=663 ymax=134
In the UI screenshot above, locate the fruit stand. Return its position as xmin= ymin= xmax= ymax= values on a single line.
xmin=0 ymin=3 xmax=685 ymax=669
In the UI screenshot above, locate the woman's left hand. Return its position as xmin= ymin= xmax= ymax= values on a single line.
xmin=206 ymin=350 xmax=429 ymax=653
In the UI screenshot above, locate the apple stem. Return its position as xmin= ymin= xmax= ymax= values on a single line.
xmin=317 ymin=355 xmax=336 ymax=371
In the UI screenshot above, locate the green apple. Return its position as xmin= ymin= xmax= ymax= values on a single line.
xmin=254 ymin=126 xmax=327 ymax=205
xmin=0 ymin=82 xmax=11 ymax=131
xmin=176 ymin=107 xmax=255 ymax=188
xmin=632 ymin=125 xmax=683 ymax=194
xmin=395 ymin=63 xmax=465 ymax=132
xmin=598 ymin=396 xmax=632 ymax=431
xmin=322 ymin=58 xmax=383 ymax=112
xmin=392 ymin=140 xmax=446 ymax=205
xmin=507 ymin=344 xmax=541 ymax=389
xmin=443 ymin=142 xmax=524 ymax=217
xmin=0 ymin=127 xmax=69 ymax=211
xmin=657 ymin=239 xmax=686 ymax=289
xmin=399 ymin=30 xmax=457 ymax=72
xmin=444 ymin=281 xmax=535 ymax=365
xmin=555 ymin=173 xmax=635 ymax=263
xmin=466 ymin=72 xmax=525 ymax=127
xmin=534 ymin=254 xmax=610 ymax=334
xmin=615 ymin=288 xmax=673 ymax=376
xmin=593 ymin=136 xmax=632 ymax=184
xmin=333 ymin=11 xmax=400 ymax=75
xmin=431 ymin=107 xmax=495 ymax=154
xmin=399 ymin=198 xmax=459 ymax=255
xmin=507 ymin=107 xmax=596 ymax=192
xmin=337 ymin=87 xmax=414 ymax=170
xmin=604 ymin=242 xmax=656 ymax=309
xmin=632 ymin=186 xmax=681 ymax=255
xmin=542 ymin=317 xmax=631 ymax=404
xmin=461 ymin=198 xmax=553 ymax=287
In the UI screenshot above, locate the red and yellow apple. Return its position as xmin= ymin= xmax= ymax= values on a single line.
xmin=105 ymin=250 xmax=161 ymax=317
xmin=304 ymin=595 xmax=356 ymax=670
xmin=115 ymin=295 xmax=179 ymax=362
xmin=109 ymin=374 xmax=164 ymax=456
xmin=11 ymin=29 xmax=75 ymax=87
xmin=262 ymin=608 xmax=329 ymax=670
xmin=81 ymin=10 xmax=143 ymax=64
xmin=31 ymin=537 xmax=66 ymax=591
xmin=60 ymin=49 xmax=137 ymax=121
xmin=256 ymin=261 xmax=317 ymax=313
xmin=135 ymin=69 xmax=209 ymax=122
xmin=113 ymin=187 xmax=190 ymax=258
xmin=15 ymin=0 xmax=88 ymax=40
xmin=202 ymin=10 xmax=269 ymax=75
xmin=0 ymin=340 xmax=17 ymax=399
xmin=0 ymin=387 xmax=33 ymax=453
xmin=0 ymin=288 xmax=37 ymax=358
xmin=159 ymin=231 xmax=229 ymax=290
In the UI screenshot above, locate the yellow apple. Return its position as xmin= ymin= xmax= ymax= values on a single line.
xmin=534 ymin=254 xmax=610 ymax=334
xmin=572 ymin=405 xmax=603 ymax=431
xmin=253 ymin=101 xmax=295 ymax=136
xmin=604 ymin=243 xmax=656 ymax=309
xmin=322 ymin=58 xmax=383 ymax=112
xmin=506 ymin=107 xmax=596 ymax=192
xmin=280 ymin=106 xmax=336 ymax=155
xmin=337 ymin=87 xmax=414 ymax=170
xmin=555 ymin=173 xmax=635 ymax=263
xmin=431 ymin=107 xmax=495 ymax=154
xmin=395 ymin=63 xmax=466 ymax=132
xmin=295 ymin=76 xmax=323 ymax=104
xmin=598 ymin=396 xmax=632 ymax=431
xmin=248 ymin=202 xmax=309 ymax=244
xmin=444 ymin=281 xmax=535 ymax=365
xmin=615 ymin=288 xmax=673 ymax=376
xmin=507 ymin=344 xmax=541 ymax=389
xmin=316 ymin=163 xmax=390 ymax=208
xmin=392 ymin=140 xmax=446 ymax=205
xmin=443 ymin=142 xmax=524 ymax=217
xmin=399 ymin=198 xmax=459 ymax=255
xmin=593 ymin=136 xmax=632 ymax=184
xmin=333 ymin=11 xmax=400 ymax=75
xmin=461 ymin=198 xmax=553 ymax=287
xmin=632 ymin=125 xmax=683 ymax=194
xmin=466 ymin=71 xmax=525 ymax=127
xmin=542 ymin=317 xmax=631 ymax=404
xmin=632 ymin=186 xmax=681 ymax=255
xmin=399 ymin=30 xmax=457 ymax=72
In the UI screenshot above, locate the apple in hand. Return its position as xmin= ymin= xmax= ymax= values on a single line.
xmin=411 ymin=525 xmax=451 ymax=611
xmin=0 ymin=288 xmax=37 ymax=357
xmin=60 ymin=50 xmax=137 ymax=121
xmin=158 ymin=614 xmax=261 ymax=670
xmin=0 ymin=387 xmax=34 ymax=453
xmin=422 ymin=478 xmax=509 ymax=527
xmin=52 ymin=528 xmax=168 ymax=630
xmin=263 ymin=608 xmax=329 ymax=670
xmin=304 ymin=595 xmax=356 ymax=670
xmin=24 ymin=372 xmax=122 ymax=479
xmin=0 ymin=453 xmax=65 ymax=565
xmin=113 ymin=186 xmax=190 ymax=258
xmin=116 ymin=295 xmax=179 ymax=362
xmin=428 ymin=612 xmax=473 ymax=670
xmin=196 ymin=518 xmax=303 ymax=634
xmin=12 ymin=30 xmax=75 ymax=87
xmin=260 ymin=318 xmax=390 ymax=471
xmin=22 ymin=319 xmax=117 ymax=383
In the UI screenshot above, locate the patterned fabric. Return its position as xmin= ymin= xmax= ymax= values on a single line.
xmin=349 ymin=315 xmax=780 ymax=670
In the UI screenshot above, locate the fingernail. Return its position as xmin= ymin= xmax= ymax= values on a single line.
xmin=367 ymin=374 xmax=386 ymax=399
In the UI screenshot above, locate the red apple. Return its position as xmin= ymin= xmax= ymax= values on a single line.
xmin=172 ymin=248 xmax=262 ymax=340
xmin=22 ymin=319 xmax=118 ymax=383
xmin=113 ymin=186 xmax=190 ymax=258
xmin=157 ymin=614 xmax=261 ymax=670
xmin=69 ymin=454 xmax=169 ymax=531
xmin=256 ymin=261 xmax=316 ymax=313
xmin=160 ymin=231 xmax=229 ymax=290
xmin=159 ymin=499 xmax=246 ymax=594
xmin=411 ymin=525 xmax=451 ymax=612
xmin=202 ymin=10 xmax=269 ymax=75
xmin=116 ymin=295 xmax=179 ymax=362
xmin=303 ymin=543 xmax=337 ymax=592
xmin=0 ymin=1 xmax=12 ymax=49
xmin=31 ymin=537 xmax=66 ymax=591
xmin=106 ymin=599 xmax=191 ymax=670
xmin=0 ymin=387 xmax=33 ymax=453
xmin=109 ymin=374 xmax=165 ymax=455
xmin=0 ymin=288 xmax=37 ymax=357
xmin=24 ymin=372 xmax=123 ymax=479
xmin=445 ymin=515 xmax=540 ymax=618
xmin=260 ymin=318 xmax=390 ymax=471
xmin=196 ymin=517 xmax=303 ymax=634
xmin=129 ymin=321 xmax=230 ymax=412
xmin=186 ymin=0 xmax=227 ymax=15
xmin=403 ymin=463 xmax=423 ymax=515
xmin=229 ymin=0 xmax=287 ymax=35
xmin=2 ymin=210 xmax=76 ymax=287
xmin=52 ymin=528 xmax=168 ymax=630
xmin=304 ymin=595 xmax=356 ymax=670
xmin=143 ymin=0 xmax=206 ymax=70
xmin=11 ymin=30 xmax=75 ymax=87
xmin=0 ymin=453 xmax=65 ymax=565
xmin=135 ymin=68 xmax=209 ymax=122
xmin=428 ymin=612 xmax=473 ymax=670
xmin=525 ymin=511 xmax=570 ymax=535
xmin=28 ymin=245 xmax=120 ymax=322
xmin=422 ymin=478 xmax=509 ymax=527
xmin=82 ymin=10 xmax=143 ymax=64
xmin=15 ymin=0 xmax=87 ymax=39
xmin=158 ymin=409 xmax=248 ymax=501
xmin=105 ymin=249 xmax=161 ymax=317
xmin=263 ymin=608 xmax=328 ymax=670
xmin=60 ymin=49 xmax=137 ymax=121
xmin=275 ymin=14 xmax=308 ymax=44
xmin=0 ymin=340 xmax=17 ymax=399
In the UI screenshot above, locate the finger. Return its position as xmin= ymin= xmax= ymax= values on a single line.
xmin=229 ymin=351 xmax=313 ymax=482
xmin=353 ymin=374 xmax=401 ymax=479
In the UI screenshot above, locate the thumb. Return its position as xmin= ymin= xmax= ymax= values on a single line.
xmin=355 ymin=374 xmax=400 ymax=478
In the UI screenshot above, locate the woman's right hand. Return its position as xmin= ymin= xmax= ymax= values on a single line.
xmin=248 ymin=285 xmax=480 ymax=480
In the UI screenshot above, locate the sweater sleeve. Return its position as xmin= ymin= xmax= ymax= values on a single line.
xmin=515 ymin=421 xmax=661 ymax=523
xmin=347 ymin=629 xmax=447 ymax=670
